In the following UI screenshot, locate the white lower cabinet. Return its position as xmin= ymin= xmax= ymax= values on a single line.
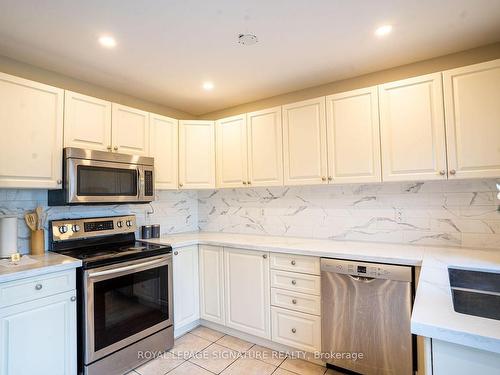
xmin=0 ymin=271 xmax=77 ymax=375
xmin=432 ymin=339 xmax=500 ymax=375
xmin=173 ymin=246 xmax=200 ymax=331
xmin=199 ymin=245 xmax=225 ymax=325
xmin=224 ymin=248 xmax=271 ymax=339
xmin=271 ymin=307 xmax=321 ymax=353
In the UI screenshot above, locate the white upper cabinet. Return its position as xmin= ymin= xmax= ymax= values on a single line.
xmin=224 ymin=248 xmax=271 ymax=339
xmin=199 ymin=245 xmax=225 ymax=325
xmin=247 ymin=107 xmax=284 ymax=187
xmin=0 ymin=72 xmax=63 ymax=189
xmin=282 ymin=97 xmax=328 ymax=185
xmin=64 ymin=91 xmax=112 ymax=151
xmin=216 ymin=114 xmax=248 ymax=188
xmin=111 ymin=104 xmax=150 ymax=156
xmin=150 ymin=113 xmax=178 ymax=189
xmin=379 ymin=73 xmax=447 ymax=181
xmin=326 ymin=87 xmax=382 ymax=183
xmin=443 ymin=59 xmax=500 ymax=179
xmin=179 ymin=120 xmax=215 ymax=189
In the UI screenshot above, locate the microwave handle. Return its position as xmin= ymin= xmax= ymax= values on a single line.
xmin=137 ymin=168 xmax=141 ymax=199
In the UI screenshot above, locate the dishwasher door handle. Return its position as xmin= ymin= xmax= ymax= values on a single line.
xmin=348 ymin=275 xmax=376 ymax=282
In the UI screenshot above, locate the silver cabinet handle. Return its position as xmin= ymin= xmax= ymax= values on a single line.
xmin=439 ymin=170 xmax=446 ymax=176
xmin=107 ymin=145 xmax=112 ymax=151
xmin=70 ymin=296 xmax=76 ymax=302
xmin=291 ymin=328 xmax=296 ymax=333
xmin=292 ymin=299 xmax=297 ymax=304
xmin=328 ymin=176 xmax=333 ymax=181
xmin=291 ymin=260 xmax=296 ymax=266
xmin=113 ymin=146 xmax=118 ymax=151
xmin=243 ymin=181 xmax=247 ymax=185
xmin=291 ymin=280 xmax=297 ymax=285
xmin=450 ymin=169 xmax=456 ymax=175
xmin=262 ymin=254 xmax=267 ymax=259
xmin=35 ymin=284 xmax=42 ymax=290
xmin=56 ymin=179 xmax=62 ymax=185
xmin=321 ymin=177 xmax=326 ymax=181
xmin=247 ymin=181 xmax=251 ymax=185
xmin=174 ymin=251 xmax=179 ymax=255
xmin=179 ymin=183 xmax=184 ymax=188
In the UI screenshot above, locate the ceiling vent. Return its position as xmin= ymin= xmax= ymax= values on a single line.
xmin=238 ymin=33 xmax=258 ymax=46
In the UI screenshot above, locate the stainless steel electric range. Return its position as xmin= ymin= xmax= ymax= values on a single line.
xmin=49 ymin=215 xmax=173 ymax=375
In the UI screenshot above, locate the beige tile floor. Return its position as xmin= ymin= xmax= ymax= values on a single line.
xmin=127 ymin=326 xmax=343 ymax=375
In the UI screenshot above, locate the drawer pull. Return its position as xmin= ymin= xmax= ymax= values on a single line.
xmin=35 ymin=284 xmax=43 ymax=290
xmin=291 ymin=260 xmax=296 ymax=266
xmin=263 ymin=254 xmax=268 ymax=259
xmin=70 ymin=296 xmax=76 ymax=302
xmin=174 ymin=251 xmax=179 ymax=255
xmin=291 ymin=328 xmax=297 ymax=333
xmin=292 ymin=299 xmax=297 ymax=304
xmin=291 ymin=280 xmax=297 ymax=285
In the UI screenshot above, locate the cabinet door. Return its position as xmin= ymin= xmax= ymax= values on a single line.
xmin=443 ymin=59 xmax=500 ymax=179
xmin=379 ymin=73 xmax=447 ymax=181
xmin=173 ymin=246 xmax=200 ymax=329
xmin=178 ymin=120 xmax=215 ymax=189
xmin=247 ymin=107 xmax=284 ymax=186
xmin=216 ymin=114 xmax=248 ymax=188
xmin=150 ymin=113 xmax=178 ymax=189
xmin=224 ymin=248 xmax=271 ymax=339
xmin=111 ymin=104 xmax=149 ymax=156
xmin=0 ymin=72 xmax=63 ymax=188
xmin=0 ymin=291 xmax=77 ymax=375
xmin=282 ymin=97 xmax=328 ymax=185
xmin=64 ymin=91 xmax=112 ymax=151
xmin=326 ymin=87 xmax=382 ymax=183
xmin=199 ymin=245 xmax=225 ymax=325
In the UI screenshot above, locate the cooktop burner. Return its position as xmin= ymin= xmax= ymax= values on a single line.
xmin=48 ymin=215 xmax=171 ymax=269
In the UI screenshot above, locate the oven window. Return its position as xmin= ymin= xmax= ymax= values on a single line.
xmin=93 ymin=265 xmax=169 ymax=351
xmin=77 ymin=166 xmax=137 ymax=196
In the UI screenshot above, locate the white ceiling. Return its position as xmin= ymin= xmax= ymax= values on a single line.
xmin=0 ymin=0 xmax=499 ymax=115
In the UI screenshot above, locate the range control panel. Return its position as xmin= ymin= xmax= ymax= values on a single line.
xmin=320 ymin=258 xmax=412 ymax=282
xmin=51 ymin=215 xmax=137 ymax=242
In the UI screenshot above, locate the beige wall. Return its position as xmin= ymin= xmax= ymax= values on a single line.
xmin=0 ymin=54 xmax=194 ymax=119
xmin=200 ymin=42 xmax=500 ymax=119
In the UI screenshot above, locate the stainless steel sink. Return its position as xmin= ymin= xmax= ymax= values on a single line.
xmin=448 ymin=267 xmax=500 ymax=321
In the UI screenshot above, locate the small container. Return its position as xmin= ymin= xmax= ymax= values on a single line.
xmin=152 ymin=224 xmax=160 ymax=238
xmin=30 ymin=229 xmax=45 ymax=256
xmin=141 ymin=225 xmax=152 ymax=239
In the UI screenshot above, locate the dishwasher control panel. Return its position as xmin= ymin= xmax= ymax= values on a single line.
xmin=320 ymin=258 xmax=412 ymax=282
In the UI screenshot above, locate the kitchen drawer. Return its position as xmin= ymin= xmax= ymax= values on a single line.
xmin=271 ymin=270 xmax=321 ymax=296
xmin=271 ymin=306 xmax=321 ymax=353
xmin=0 ymin=270 xmax=75 ymax=308
xmin=271 ymin=288 xmax=321 ymax=316
xmin=270 ymin=253 xmax=320 ymax=275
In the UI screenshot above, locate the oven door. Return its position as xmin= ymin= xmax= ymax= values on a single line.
xmin=83 ymin=255 xmax=173 ymax=364
xmin=66 ymin=158 xmax=141 ymax=204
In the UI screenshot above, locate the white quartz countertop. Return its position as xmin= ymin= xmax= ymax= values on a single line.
xmin=0 ymin=252 xmax=81 ymax=283
xmin=145 ymin=231 xmax=500 ymax=354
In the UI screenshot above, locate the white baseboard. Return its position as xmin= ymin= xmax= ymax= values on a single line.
xmin=174 ymin=319 xmax=201 ymax=339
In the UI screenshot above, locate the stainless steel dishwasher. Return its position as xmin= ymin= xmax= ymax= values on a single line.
xmin=321 ymin=258 xmax=414 ymax=375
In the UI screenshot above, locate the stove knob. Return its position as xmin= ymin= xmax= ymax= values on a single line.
xmin=72 ymin=224 xmax=80 ymax=233
xmin=126 ymin=220 xmax=132 ymax=227
xmin=117 ymin=221 xmax=123 ymax=228
xmin=58 ymin=225 xmax=68 ymax=234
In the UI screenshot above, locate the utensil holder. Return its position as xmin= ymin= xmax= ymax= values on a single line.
xmin=30 ymin=229 xmax=45 ymax=255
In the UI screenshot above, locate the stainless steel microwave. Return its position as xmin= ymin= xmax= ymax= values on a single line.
xmin=48 ymin=147 xmax=155 ymax=205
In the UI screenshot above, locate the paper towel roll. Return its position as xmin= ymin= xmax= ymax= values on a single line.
xmin=0 ymin=216 xmax=18 ymax=258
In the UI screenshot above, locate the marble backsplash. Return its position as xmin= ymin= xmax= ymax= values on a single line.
xmin=0 ymin=189 xmax=198 ymax=254
xmin=198 ymin=179 xmax=500 ymax=250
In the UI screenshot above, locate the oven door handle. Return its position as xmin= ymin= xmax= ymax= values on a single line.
xmin=88 ymin=257 xmax=168 ymax=278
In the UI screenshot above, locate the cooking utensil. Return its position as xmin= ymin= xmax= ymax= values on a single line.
xmin=24 ymin=213 xmax=37 ymax=231
xmin=35 ymin=206 xmax=43 ymax=230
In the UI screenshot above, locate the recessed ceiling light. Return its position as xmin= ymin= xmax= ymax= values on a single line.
xmin=202 ymin=81 xmax=214 ymax=91
xmin=238 ymin=34 xmax=258 ymax=46
xmin=375 ymin=24 xmax=393 ymax=37
xmin=98 ymin=35 xmax=117 ymax=48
